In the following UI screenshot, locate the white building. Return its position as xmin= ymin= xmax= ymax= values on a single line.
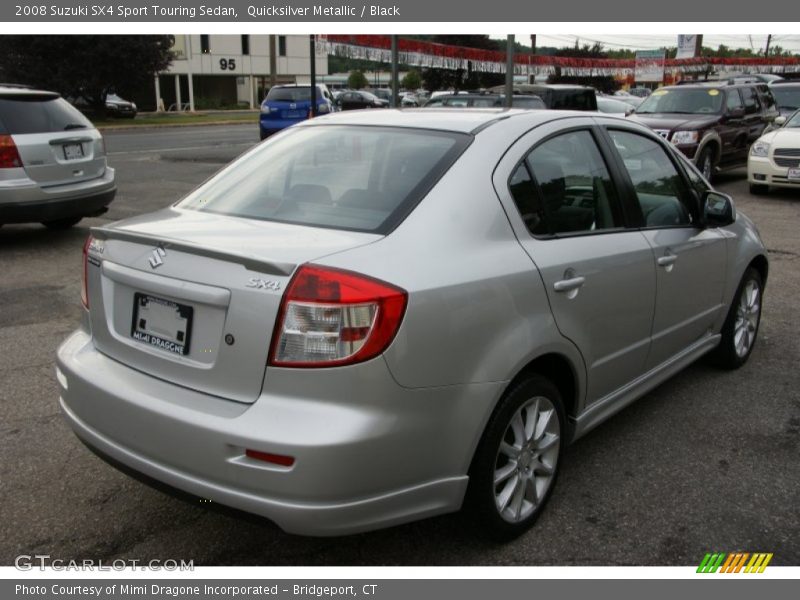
xmin=156 ymin=34 xmax=329 ymax=111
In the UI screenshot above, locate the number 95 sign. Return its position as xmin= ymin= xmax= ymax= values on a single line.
xmin=217 ymin=58 xmax=238 ymax=72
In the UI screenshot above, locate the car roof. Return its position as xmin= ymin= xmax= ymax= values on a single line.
xmin=0 ymin=84 xmax=59 ymax=97
xmin=301 ymin=107 xmax=568 ymax=134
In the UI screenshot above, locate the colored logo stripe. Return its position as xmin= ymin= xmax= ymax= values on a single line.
xmin=697 ymin=552 xmax=773 ymax=573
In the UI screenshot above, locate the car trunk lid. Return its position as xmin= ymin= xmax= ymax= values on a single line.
xmin=87 ymin=208 xmax=381 ymax=403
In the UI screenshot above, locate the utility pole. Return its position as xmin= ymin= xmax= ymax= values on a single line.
xmin=391 ymin=35 xmax=399 ymax=108
xmin=530 ymin=35 xmax=536 ymax=54
xmin=765 ymin=34 xmax=772 ymax=57
xmin=269 ymin=35 xmax=277 ymax=89
xmin=309 ymin=35 xmax=317 ymax=117
xmin=505 ymin=35 xmax=515 ymax=108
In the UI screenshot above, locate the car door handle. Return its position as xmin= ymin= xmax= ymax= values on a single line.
xmin=657 ymin=255 xmax=678 ymax=267
xmin=553 ymin=276 xmax=586 ymax=292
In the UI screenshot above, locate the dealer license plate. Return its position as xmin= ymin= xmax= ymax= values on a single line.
xmin=131 ymin=293 xmax=193 ymax=356
xmin=63 ymin=143 xmax=84 ymax=160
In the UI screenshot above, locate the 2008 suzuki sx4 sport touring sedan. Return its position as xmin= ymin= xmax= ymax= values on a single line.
xmin=56 ymin=109 xmax=768 ymax=539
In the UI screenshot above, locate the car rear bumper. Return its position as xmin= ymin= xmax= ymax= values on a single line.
xmin=748 ymin=155 xmax=800 ymax=188
xmin=56 ymin=329 xmax=500 ymax=536
xmin=0 ymin=167 xmax=116 ymax=223
xmin=259 ymin=117 xmax=306 ymax=136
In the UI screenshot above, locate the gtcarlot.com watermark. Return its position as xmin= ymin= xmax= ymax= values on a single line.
xmin=15 ymin=554 xmax=194 ymax=571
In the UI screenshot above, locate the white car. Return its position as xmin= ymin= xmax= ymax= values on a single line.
xmin=748 ymin=109 xmax=800 ymax=194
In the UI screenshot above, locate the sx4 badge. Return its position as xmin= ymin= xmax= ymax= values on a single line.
xmin=246 ymin=277 xmax=281 ymax=292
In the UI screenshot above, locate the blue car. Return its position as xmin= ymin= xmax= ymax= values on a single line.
xmin=259 ymin=84 xmax=335 ymax=139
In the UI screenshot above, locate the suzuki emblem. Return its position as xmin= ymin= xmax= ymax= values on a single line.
xmin=149 ymin=247 xmax=166 ymax=269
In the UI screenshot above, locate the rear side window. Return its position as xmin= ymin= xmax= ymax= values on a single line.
xmin=179 ymin=126 xmax=470 ymax=234
xmin=509 ymin=129 xmax=623 ymax=236
xmin=549 ymin=90 xmax=596 ymax=111
xmin=267 ymin=87 xmax=312 ymax=102
xmin=0 ymin=96 xmax=92 ymax=134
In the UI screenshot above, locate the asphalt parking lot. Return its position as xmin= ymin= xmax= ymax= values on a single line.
xmin=1 ymin=123 xmax=798 ymax=566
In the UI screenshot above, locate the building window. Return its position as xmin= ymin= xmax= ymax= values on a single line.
xmin=278 ymin=36 xmax=286 ymax=57
xmin=241 ymin=35 xmax=249 ymax=56
xmin=200 ymin=35 xmax=210 ymax=54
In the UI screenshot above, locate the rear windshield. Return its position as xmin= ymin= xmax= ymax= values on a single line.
xmin=267 ymin=87 xmax=313 ymax=102
xmin=0 ymin=95 xmax=93 ymax=134
xmin=179 ymin=125 xmax=471 ymax=233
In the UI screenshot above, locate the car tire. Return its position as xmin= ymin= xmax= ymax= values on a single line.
xmin=749 ymin=183 xmax=769 ymax=195
xmin=42 ymin=216 xmax=82 ymax=230
xmin=465 ymin=374 xmax=565 ymax=541
xmin=708 ymin=267 xmax=763 ymax=370
xmin=697 ymin=147 xmax=715 ymax=182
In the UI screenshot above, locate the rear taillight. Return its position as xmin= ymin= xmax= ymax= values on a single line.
xmin=0 ymin=134 xmax=22 ymax=169
xmin=269 ymin=265 xmax=407 ymax=367
xmin=81 ymin=235 xmax=92 ymax=309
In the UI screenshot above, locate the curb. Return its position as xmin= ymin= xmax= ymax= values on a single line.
xmin=97 ymin=118 xmax=257 ymax=132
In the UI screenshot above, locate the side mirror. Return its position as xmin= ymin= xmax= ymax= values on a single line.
xmin=703 ymin=190 xmax=736 ymax=227
xmin=774 ymin=115 xmax=787 ymax=127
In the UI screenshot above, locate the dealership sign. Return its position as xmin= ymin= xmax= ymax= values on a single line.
xmin=635 ymin=49 xmax=666 ymax=82
xmin=676 ymin=35 xmax=698 ymax=59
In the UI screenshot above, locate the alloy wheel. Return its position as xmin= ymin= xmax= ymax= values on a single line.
xmin=734 ymin=278 xmax=761 ymax=358
xmin=493 ymin=396 xmax=560 ymax=523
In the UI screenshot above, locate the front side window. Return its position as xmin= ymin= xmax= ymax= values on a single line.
xmin=608 ymin=130 xmax=694 ymax=227
xmin=726 ymin=89 xmax=743 ymax=112
xmin=509 ymin=130 xmax=623 ymax=236
xmin=179 ymin=126 xmax=469 ymax=233
xmin=742 ymin=87 xmax=761 ymax=114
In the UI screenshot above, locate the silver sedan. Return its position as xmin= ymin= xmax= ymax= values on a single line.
xmin=56 ymin=108 xmax=768 ymax=539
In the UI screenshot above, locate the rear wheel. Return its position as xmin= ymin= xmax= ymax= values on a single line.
xmin=466 ymin=375 xmax=564 ymax=541
xmin=708 ymin=267 xmax=763 ymax=369
xmin=42 ymin=216 xmax=82 ymax=230
xmin=749 ymin=183 xmax=769 ymax=195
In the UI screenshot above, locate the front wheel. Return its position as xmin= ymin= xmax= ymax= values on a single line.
xmin=696 ymin=147 xmax=715 ymax=182
xmin=708 ymin=267 xmax=763 ymax=369
xmin=465 ymin=375 xmax=564 ymax=541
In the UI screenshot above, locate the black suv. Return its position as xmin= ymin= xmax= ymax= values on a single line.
xmin=631 ymin=82 xmax=778 ymax=180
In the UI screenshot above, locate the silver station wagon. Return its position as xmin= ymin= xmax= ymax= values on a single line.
xmin=56 ymin=109 xmax=768 ymax=539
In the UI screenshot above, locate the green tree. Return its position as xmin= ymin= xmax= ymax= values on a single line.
xmin=401 ymin=69 xmax=422 ymax=90
xmin=347 ymin=70 xmax=369 ymax=89
xmin=0 ymin=35 xmax=173 ymax=117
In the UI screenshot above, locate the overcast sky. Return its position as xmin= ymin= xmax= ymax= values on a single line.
xmin=490 ymin=34 xmax=800 ymax=53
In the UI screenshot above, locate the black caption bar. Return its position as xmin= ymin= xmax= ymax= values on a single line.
xmin=0 ymin=0 xmax=788 ymax=22
xmin=5 ymin=579 xmax=796 ymax=600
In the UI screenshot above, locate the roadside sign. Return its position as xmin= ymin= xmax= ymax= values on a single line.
xmin=635 ymin=49 xmax=666 ymax=83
